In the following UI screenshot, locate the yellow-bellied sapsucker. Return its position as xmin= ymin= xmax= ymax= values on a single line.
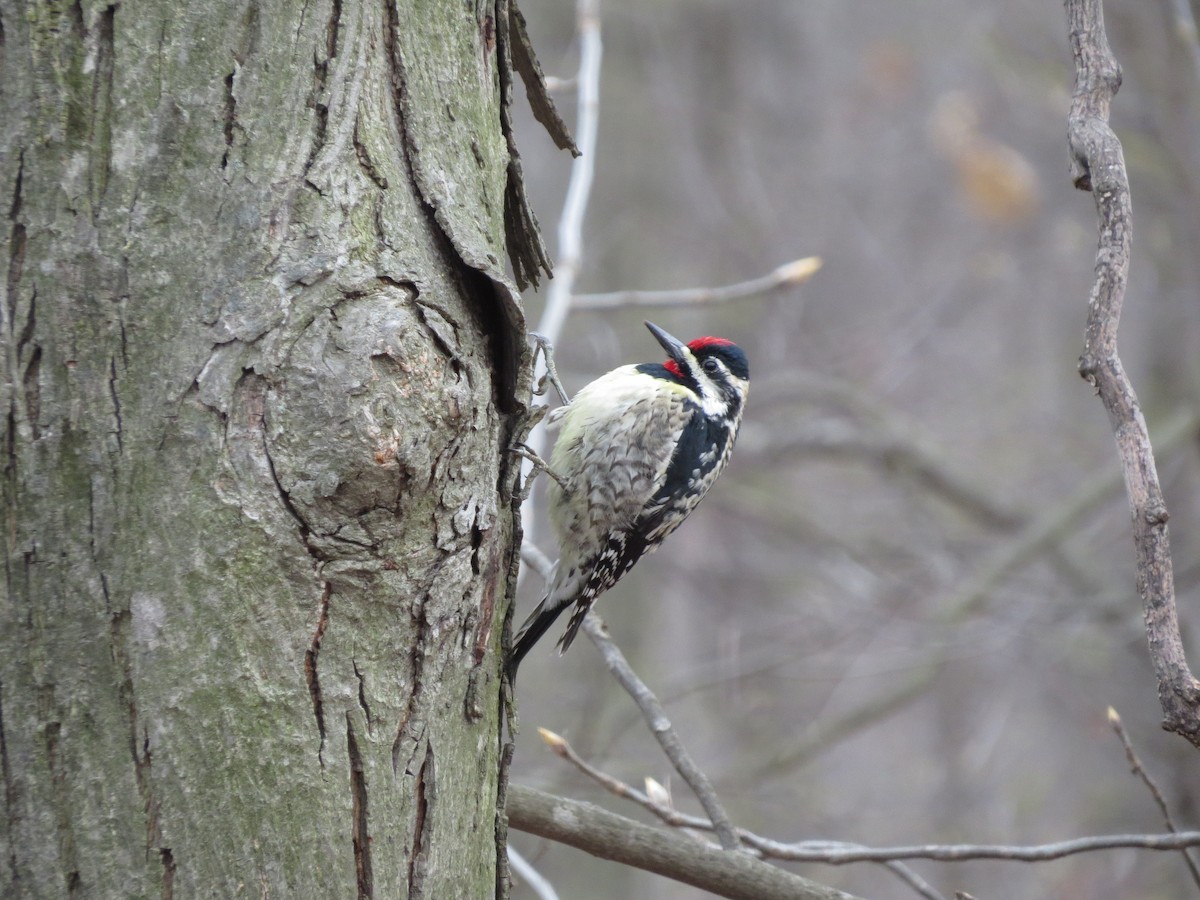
xmin=508 ymin=321 xmax=750 ymax=679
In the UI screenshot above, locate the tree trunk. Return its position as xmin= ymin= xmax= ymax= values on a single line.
xmin=1 ymin=0 xmax=538 ymax=895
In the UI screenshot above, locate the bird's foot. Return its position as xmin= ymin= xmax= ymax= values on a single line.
xmin=509 ymin=443 xmax=569 ymax=501
xmin=529 ymin=332 xmax=571 ymax=406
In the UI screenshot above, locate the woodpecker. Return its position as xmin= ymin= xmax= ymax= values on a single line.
xmin=508 ymin=321 xmax=750 ymax=680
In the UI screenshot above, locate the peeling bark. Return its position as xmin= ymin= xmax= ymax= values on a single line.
xmin=1 ymin=0 xmax=541 ymax=895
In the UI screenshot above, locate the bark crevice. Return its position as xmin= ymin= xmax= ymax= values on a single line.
xmin=20 ymin=337 xmax=40 ymax=443
xmin=158 ymin=848 xmax=175 ymax=900
xmin=107 ymin=355 xmax=123 ymax=453
xmin=305 ymin=583 xmax=332 ymax=766
xmin=7 ymin=149 xmax=25 ymax=304
xmin=0 ymin=680 xmax=19 ymax=887
xmin=346 ymin=714 xmax=373 ymax=900
xmin=352 ymin=658 xmax=373 ymax=731
xmin=407 ymin=742 xmax=434 ymax=900
xmin=5 ymin=154 xmax=35 ymax=446
xmin=391 ymin=633 xmax=426 ymax=776
xmin=220 ymin=69 xmax=237 ymax=171
xmin=353 ymin=116 xmax=389 ymax=189
xmin=41 ymin=710 xmax=80 ymax=896
xmin=302 ymin=0 xmax=336 ymax=183
xmin=108 ymin=598 xmax=161 ymax=853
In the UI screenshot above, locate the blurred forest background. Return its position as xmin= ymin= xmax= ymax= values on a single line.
xmin=506 ymin=1 xmax=1200 ymax=897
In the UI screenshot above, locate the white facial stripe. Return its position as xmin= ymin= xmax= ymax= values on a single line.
xmin=681 ymin=351 xmax=747 ymax=417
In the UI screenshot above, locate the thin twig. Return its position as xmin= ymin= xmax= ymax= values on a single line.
xmin=580 ymin=612 xmax=742 ymax=851
xmin=507 ymin=845 xmax=561 ymax=900
xmin=572 ymin=256 xmax=822 ymax=311
xmin=766 ymin=832 xmax=1200 ymax=864
xmin=1066 ymin=0 xmax=1200 ymax=745
xmin=511 ymin=445 xmax=569 ymax=492
xmin=534 ymin=728 xmax=946 ymax=900
xmin=1108 ymin=706 xmax=1200 ymax=889
xmin=535 ymin=726 xmax=713 ymax=841
xmin=534 ymin=0 xmax=601 ymax=349
xmin=521 ymin=0 xmax=603 ymax=549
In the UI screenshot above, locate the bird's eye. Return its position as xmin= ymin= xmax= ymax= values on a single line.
xmin=702 ymin=358 xmax=721 ymax=373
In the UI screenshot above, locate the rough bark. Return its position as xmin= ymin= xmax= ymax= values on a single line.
xmin=1 ymin=0 xmax=539 ymax=896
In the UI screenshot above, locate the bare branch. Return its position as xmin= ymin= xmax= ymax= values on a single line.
xmin=506 ymin=784 xmax=865 ymax=900
xmin=506 ymin=844 xmax=561 ymax=900
xmin=536 ymin=0 xmax=601 ymax=348
xmin=580 ymin=612 xmax=742 ymax=851
xmin=534 ymin=728 xmax=947 ymax=900
xmin=520 ymin=542 xmax=555 ymax=581
xmin=572 ymin=256 xmax=822 ymax=312
xmin=768 ymin=833 xmax=1200 ymax=864
xmin=510 ymin=776 xmax=1200 ymax=884
xmin=521 ymin=0 xmax=604 ymax=549
xmin=1065 ymin=0 xmax=1200 ymax=745
xmin=1109 ymin=707 xmax=1200 ymax=888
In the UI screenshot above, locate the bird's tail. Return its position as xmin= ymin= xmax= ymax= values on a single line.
xmin=555 ymin=602 xmax=590 ymax=656
xmin=506 ymin=591 xmax=572 ymax=685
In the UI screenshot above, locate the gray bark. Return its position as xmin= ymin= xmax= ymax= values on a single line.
xmin=1 ymin=0 xmax=538 ymax=896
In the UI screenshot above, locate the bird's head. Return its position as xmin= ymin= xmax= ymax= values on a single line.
xmin=645 ymin=321 xmax=750 ymax=420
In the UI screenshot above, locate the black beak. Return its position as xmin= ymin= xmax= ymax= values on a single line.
xmin=644 ymin=321 xmax=689 ymax=367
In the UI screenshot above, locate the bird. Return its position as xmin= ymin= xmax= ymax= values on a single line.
xmin=507 ymin=320 xmax=750 ymax=681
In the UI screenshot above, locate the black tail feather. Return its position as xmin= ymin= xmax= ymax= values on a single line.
xmin=556 ymin=602 xmax=590 ymax=656
xmin=506 ymin=596 xmax=570 ymax=685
